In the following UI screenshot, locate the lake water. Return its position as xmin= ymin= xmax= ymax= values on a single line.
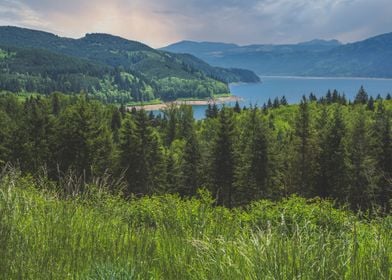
xmin=190 ymin=76 xmax=392 ymax=119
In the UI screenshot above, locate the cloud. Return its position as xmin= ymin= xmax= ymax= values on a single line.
xmin=0 ymin=0 xmax=391 ymax=47
xmin=0 ymin=0 xmax=49 ymax=29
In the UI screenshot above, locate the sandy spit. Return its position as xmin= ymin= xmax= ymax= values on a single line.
xmin=128 ymin=96 xmax=241 ymax=111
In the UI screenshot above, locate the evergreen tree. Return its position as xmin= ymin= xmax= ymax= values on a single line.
xmin=164 ymin=105 xmax=178 ymax=146
xmin=15 ymin=97 xmax=56 ymax=173
xmin=235 ymin=108 xmax=269 ymax=203
xmin=326 ymin=90 xmax=332 ymax=103
xmin=110 ymin=107 xmax=122 ymax=143
xmin=348 ymin=108 xmax=377 ymax=210
xmin=0 ymin=111 xmax=12 ymax=164
xmin=280 ymin=96 xmax=288 ymax=106
xmin=205 ymin=103 xmax=213 ymax=118
xmin=292 ymin=96 xmax=314 ymax=196
xmin=134 ymin=110 xmax=166 ymax=194
xmin=118 ymin=115 xmax=141 ymax=194
xmin=316 ymin=106 xmax=348 ymax=200
xmin=211 ymin=103 xmax=219 ymax=118
xmin=354 ymin=86 xmax=368 ymax=104
xmin=180 ymin=131 xmax=201 ymax=196
xmin=332 ymin=90 xmax=339 ymax=103
xmin=267 ymin=98 xmax=273 ymax=109
xmin=367 ymin=96 xmax=375 ymax=111
xmin=233 ymin=101 xmax=241 ymax=113
xmin=57 ymin=97 xmax=113 ymax=179
xmin=309 ymin=92 xmax=317 ymax=102
xmin=211 ymin=107 xmax=236 ymax=207
xmin=273 ymin=97 xmax=280 ymax=108
xmin=51 ymin=92 xmax=61 ymax=116
xmin=373 ymin=102 xmax=392 ymax=211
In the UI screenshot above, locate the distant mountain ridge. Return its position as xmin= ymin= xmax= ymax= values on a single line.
xmin=0 ymin=26 xmax=259 ymax=103
xmin=162 ymin=33 xmax=392 ymax=78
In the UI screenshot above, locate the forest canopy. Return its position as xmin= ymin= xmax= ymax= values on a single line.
xmin=0 ymin=87 xmax=390 ymax=212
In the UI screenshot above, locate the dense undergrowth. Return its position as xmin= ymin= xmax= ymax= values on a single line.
xmin=0 ymin=170 xmax=390 ymax=279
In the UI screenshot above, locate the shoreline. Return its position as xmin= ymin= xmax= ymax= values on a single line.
xmin=128 ymin=96 xmax=241 ymax=111
xmin=257 ymin=75 xmax=392 ymax=81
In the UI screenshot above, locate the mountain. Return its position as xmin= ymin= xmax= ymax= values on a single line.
xmin=162 ymin=33 xmax=392 ymax=78
xmin=0 ymin=26 xmax=259 ymax=103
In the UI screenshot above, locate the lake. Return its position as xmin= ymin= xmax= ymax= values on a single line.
xmin=190 ymin=76 xmax=392 ymax=119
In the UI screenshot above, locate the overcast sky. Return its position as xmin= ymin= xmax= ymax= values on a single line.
xmin=0 ymin=0 xmax=391 ymax=47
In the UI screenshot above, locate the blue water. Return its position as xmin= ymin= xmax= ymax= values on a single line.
xmin=190 ymin=76 xmax=392 ymax=119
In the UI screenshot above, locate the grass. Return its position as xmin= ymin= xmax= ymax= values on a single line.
xmin=0 ymin=170 xmax=390 ymax=279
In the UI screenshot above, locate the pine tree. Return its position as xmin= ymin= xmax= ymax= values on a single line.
xmin=110 ymin=107 xmax=122 ymax=143
xmin=348 ymin=108 xmax=377 ymax=210
xmin=273 ymin=97 xmax=280 ymax=108
xmin=176 ymin=105 xmax=201 ymax=196
xmin=235 ymin=108 xmax=268 ymax=203
xmin=118 ymin=115 xmax=141 ymax=195
xmin=134 ymin=110 xmax=166 ymax=194
xmin=211 ymin=107 xmax=236 ymax=207
xmin=367 ymin=96 xmax=375 ymax=111
xmin=51 ymin=92 xmax=61 ymax=116
xmin=373 ymin=102 xmax=392 ymax=211
xmin=354 ymin=86 xmax=368 ymax=104
xmin=211 ymin=103 xmax=219 ymax=118
xmin=280 ymin=96 xmax=288 ymax=106
xmin=16 ymin=96 xmax=56 ymax=173
xmin=0 ymin=111 xmax=11 ymax=164
xmin=57 ymin=96 xmax=113 ymax=179
xmin=233 ymin=101 xmax=241 ymax=113
xmin=165 ymin=105 xmax=178 ymax=146
xmin=180 ymin=132 xmax=201 ymax=196
xmin=316 ymin=106 xmax=348 ymax=200
xmin=267 ymin=98 xmax=272 ymax=109
xmin=205 ymin=103 xmax=213 ymax=118
xmin=309 ymin=92 xmax=317 ymax=102
xmin=326 ymin=90 xmax=332 ymax=103
xmin=292 ymin=96 xmax=315 ymax=196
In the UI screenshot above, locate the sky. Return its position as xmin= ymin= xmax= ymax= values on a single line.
xmin=0 ymin=0 xmax=391 ymax=47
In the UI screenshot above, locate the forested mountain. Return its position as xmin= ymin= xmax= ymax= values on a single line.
xmin=0 ymin=89 xmax=390 ymax=211
xmin=163 ymin=33 xmax=392 ymax=77
xmin=0 ymin=26 xmax=259 ymax=103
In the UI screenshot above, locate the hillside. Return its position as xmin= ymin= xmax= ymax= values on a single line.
xmin=0 ymin=92 xmax=391 ymax=278
xmin=163 ymin=33 xmax=392 ymax=78
xmin=0 ymin=26 xmax=259 ymax=103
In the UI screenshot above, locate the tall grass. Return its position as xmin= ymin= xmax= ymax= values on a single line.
xmin=0 ymin=170 xmax=390 ymax=279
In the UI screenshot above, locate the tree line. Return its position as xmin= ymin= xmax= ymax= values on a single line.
xmin=0 ymin=88 xmax=391 ymax=211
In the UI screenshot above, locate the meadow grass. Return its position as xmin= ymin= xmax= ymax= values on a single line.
xmin=0 ymin=171 xmax=390 ymax=279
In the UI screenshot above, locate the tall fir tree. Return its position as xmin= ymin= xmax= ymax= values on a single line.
xmin=293 ymin=96 xmax=315 ymax=196
xmin=211 ymin=107 xmax=236 ymax=207
xmin=348 ymin=108 xmax=377 ymax=210
xmin=316 ymin=105 xmax=348 ymax=200
xmin=235 ymin=108 xmax=269 ymax=204
xmin=373 ymin=102 xmax=392 ymax=211
xmin=118 ymin=114 xmax=141 ymax=195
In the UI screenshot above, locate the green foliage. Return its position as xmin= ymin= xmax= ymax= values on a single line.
xmin=0 ymin=92 xmax=391 ymax=211
xmin=0 ymin=173 xmax=390 ymax=279
xmin=0 ymin=26 xmax=259 ymax=103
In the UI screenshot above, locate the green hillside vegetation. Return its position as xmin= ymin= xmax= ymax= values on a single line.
xmin=0 ymin=87 xmax=391 ymax=279
xmin=0 ymin=172 xmax=390 ymax=279
xmin=0 ymin=26 xmax=260 ymax=103
xmin=0 ymin=88 xmax=390 ymax=211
